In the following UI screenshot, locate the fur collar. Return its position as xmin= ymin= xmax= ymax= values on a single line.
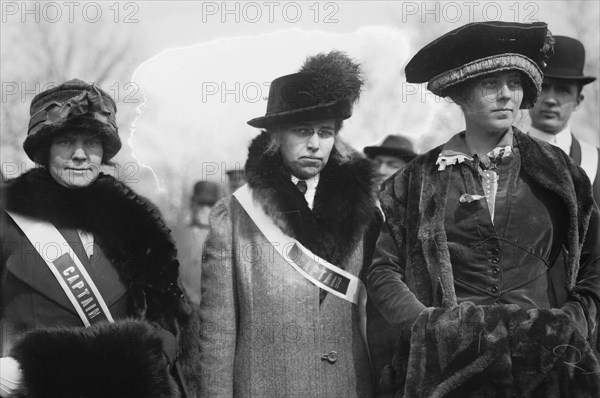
xmin=244 ymin=131 xmax=379 ymax=266
xmin=2 ymin=168 xmax=188 ymax=325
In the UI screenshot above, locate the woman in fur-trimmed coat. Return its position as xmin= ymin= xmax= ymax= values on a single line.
xmin=198 ymin=51 xmax=382 ymax=397
xmin=198 ymin=132 xmax=381 ymax=398
xmin=0 ymin=79 xmax=200 ymax=398
xmin=367 ymin=22 xmax=600 ymax=397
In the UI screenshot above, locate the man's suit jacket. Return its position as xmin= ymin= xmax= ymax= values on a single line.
xmin=570 ymin=134 xmax=600 ymax=205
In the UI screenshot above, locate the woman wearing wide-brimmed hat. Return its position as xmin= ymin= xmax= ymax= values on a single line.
xmin=367 ymin=22 xmax=600 ymax=396
xmin=0 ymin=79 xmax=200 ymax=398
xmin=198 ymin=51 xmax=382 ymax=397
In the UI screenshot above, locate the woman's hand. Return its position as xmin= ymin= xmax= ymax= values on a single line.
xmin=0 ymin=357 xmax=22 ymax=397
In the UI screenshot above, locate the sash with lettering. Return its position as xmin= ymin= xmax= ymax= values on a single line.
xmin=234 ymin=184 xmax=365 ymax=305
xmin=5 ymin=210 xmax=113 ymax=326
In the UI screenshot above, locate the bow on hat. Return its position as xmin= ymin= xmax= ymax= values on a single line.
xmin=28 ymin=84 xmax=117 ymax=137
xmin=23 ymin=79 xmax=123 ymax=162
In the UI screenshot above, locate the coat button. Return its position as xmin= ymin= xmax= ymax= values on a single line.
xmin=321 ymin=351 xmax=338 ymax=364
xmin=491 ymin=267 xmax=500 ymax=276
xmin=488 ymin=257 xmax=499 ymax=264
xmin=491 ymin=285 xmax=499 ymax=294
xmin=488 ymin=248 xmax=500 ymax=256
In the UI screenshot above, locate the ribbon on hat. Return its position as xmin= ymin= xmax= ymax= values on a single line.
xmin=28 ymin=84 xmax=117 ymax=136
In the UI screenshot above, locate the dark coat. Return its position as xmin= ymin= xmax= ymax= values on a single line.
xmin=198 ymin=131 xmax=382 ymax=397
xmin=367 ymin=129 xmax=600 ymax=396
xmin=0 ymin=169 xmax=201 ymax=398
xmin=570 ymin=134 xmax=600 ymax=206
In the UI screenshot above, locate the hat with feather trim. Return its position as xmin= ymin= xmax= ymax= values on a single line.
xmin=247 ymin=51 xmax=363 ymax=128
xmin=24 ymin=78 xmax=121 ymax=162
xmin=405 ymin=21 xmax=554 ymax=109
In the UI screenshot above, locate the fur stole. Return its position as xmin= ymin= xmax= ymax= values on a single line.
xmin=2 ymin=168 xmax=190 ymax=331
xmin=244 ymin=131 xmax=379 ymax=267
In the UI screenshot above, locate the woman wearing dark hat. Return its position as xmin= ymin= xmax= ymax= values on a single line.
xmin=198 ymin=52 xmax=382 ymax=397
xmin=367 ymin=22 xmax=600 ymax=396
xmin=0 ymin=79 xmax=200 ymax=397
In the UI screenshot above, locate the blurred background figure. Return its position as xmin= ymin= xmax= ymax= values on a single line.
xmin=528 ymin=35 xmax=599 ymax=203
xmin=178 ymin=180 xmax=223 ymax=305
xmin=225 ymin=168 xmax=246 ymax=194
xmin=363 ymin=134 xmax=417 ymax=186
xmin=190 ymin=181 xmax=222 ymax=227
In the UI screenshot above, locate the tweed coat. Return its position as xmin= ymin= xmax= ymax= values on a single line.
xmin=0 ymin=169 xmax=201 ymax=398
xmin=198 ymin=131 xmax=382 ymax=397
xmin=367 ymin=128 xmax=600 ymax=396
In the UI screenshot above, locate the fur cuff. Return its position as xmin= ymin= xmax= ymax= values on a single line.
xmin=10 ymin=320 xmax=179 ymax=398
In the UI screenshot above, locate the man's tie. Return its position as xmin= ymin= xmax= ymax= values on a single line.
xmin=296 ymin=180 xmax=308 ymax=194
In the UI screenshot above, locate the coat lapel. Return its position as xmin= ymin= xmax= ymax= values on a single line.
xmin=416 ymin=159 xmax=458 ymax=307
xmin=5 ymin=221 xmax=79 ymax=315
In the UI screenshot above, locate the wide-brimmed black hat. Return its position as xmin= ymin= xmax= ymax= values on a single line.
xmin=24 ymin=78 xmax=121 ymax=162
xmin=363 ymin=135 xmax=417 ymax=159
xmin=543 ymin=35 xmax=596 ymax=85
xmin=405 ymin=21 xmax=553 ymax=109
xmin=248 ymin=51 xmax=363 ymax=128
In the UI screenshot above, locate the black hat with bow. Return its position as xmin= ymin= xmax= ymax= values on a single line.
xmin=24 ymin=78 xmax=121 ymax=162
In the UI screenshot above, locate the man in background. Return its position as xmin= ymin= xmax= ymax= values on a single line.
xmin=529 ymin=35 xmax=599 ymax=203
xmin=363 ymin=134 xmax=417 ymax=187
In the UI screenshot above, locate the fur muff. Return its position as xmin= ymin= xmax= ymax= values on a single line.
xmin=244 ymin=130 xmax=379 ymax=268
xmin=10 ymin=320 xmax=179 ymax=398
xmin=385 ymin=302 xmax=600 ymax=397
xmin=2 ymin=168 xmax=201 ymax=395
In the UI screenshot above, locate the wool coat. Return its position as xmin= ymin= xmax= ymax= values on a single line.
xmin=0 ymin=169 xmax=201 ymax=398
xmin=367 ymin=129 xmax=600 ymax=396
xmin=198 ymin=131 xmax=382 ymax=398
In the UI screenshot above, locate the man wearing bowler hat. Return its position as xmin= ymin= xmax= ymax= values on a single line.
xmin=529 ymin=35 xmax=599 ymax=203
xmin=198 ymin=51 xmax=382 ymax=397
xmin=363 ymin=134 xmax=417 ymax=186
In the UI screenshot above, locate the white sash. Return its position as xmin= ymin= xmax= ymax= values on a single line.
xmin=234 ymin=184 xmax=365 ymax=305
xmin=579 ymin=139 xmax=598 ymax=185
xmin=6 ymin=210 xmax=114 ymax=326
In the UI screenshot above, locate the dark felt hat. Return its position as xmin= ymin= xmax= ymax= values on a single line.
xmin=364 ymin=135 xmax=417 ymax=159
xmin=191 ymin=181 xmax=222 ymax=206
xmin=248 ymin=51 xmax=363 ymax=128
xmin=405 ymin=21 xmax=554 ymax=109
xmin=543 ymin=36 xmax=596 ymax=84
xmin=24 ymin=78 xmax=121 ymax=162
